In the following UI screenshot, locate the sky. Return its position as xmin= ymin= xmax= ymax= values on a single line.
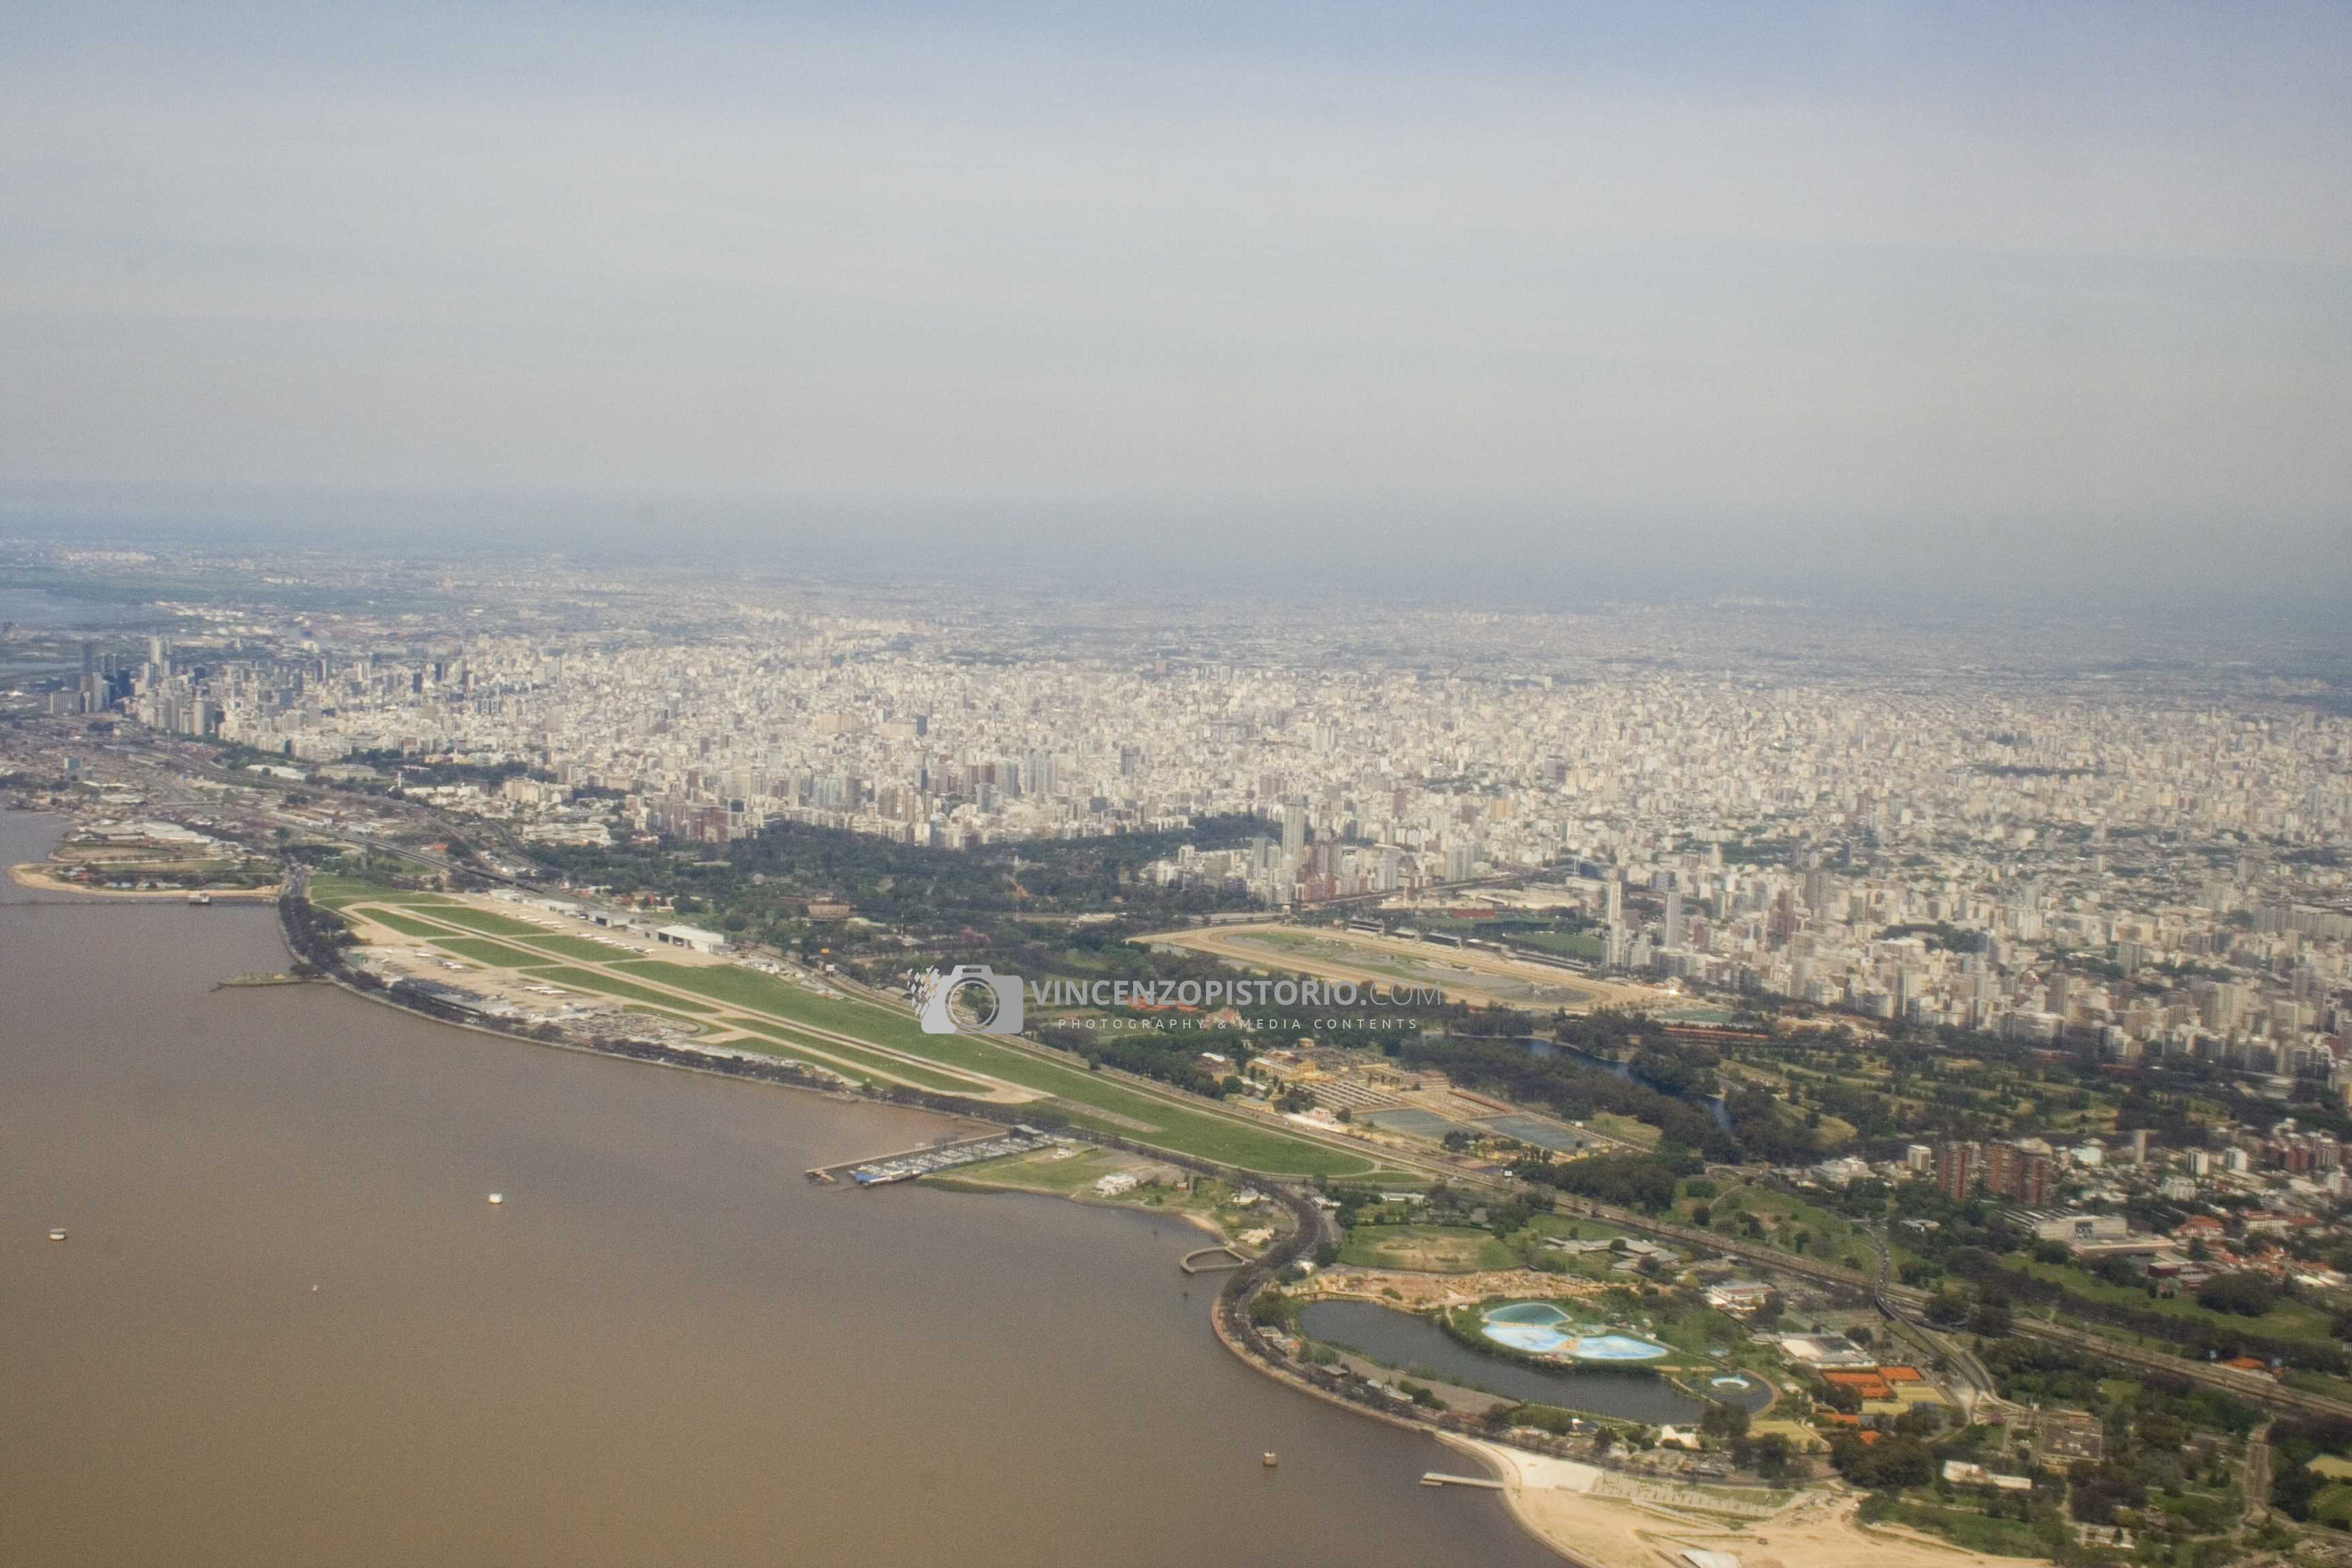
xmin=1 ymin=2 xmax=2348 ymax=602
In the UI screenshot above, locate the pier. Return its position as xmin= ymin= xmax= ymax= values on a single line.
xmin=1419 ymin=1473 xmax=1503 ymax=1490
xmin=1180 ymin=1245 xmax=1247 ymax=1274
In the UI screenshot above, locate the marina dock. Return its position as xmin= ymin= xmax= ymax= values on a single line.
xmin=806 ymin=1126 xmax=1057 ymax=1187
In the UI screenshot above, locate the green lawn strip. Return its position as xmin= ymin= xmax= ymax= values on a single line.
xmin=609 ymin=960 xmax=1367 ymax=1175
xmin=414 ymin=906 xmax=559 ymax=937
xmin=502 ymin=932 xmax=644 ymax=962
xmin=524 ymin=966 xmax=720 ymax=1013
xmin=724 ymin=1017 xmax=992 ymax=1093
xmin=425 ymin=936 xmax=555 ymax=967
xmin=1509 ymin=930 xmax=1607 ymax=962
xmin=355 ymin=905 xmax=457 ymax=937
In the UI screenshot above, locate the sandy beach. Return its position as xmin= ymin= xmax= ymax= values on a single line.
xmin=1442 ymin=1435 xmax=2046 ymax=1568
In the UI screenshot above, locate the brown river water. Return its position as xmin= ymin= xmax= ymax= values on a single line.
xmin=0 ymin=813 xmax=1557 ymax=1567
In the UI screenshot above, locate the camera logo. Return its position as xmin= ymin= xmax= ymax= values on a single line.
xmin=917 ymin=965 xmax=1025 ymax=1035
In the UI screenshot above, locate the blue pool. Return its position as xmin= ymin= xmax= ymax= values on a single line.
xmin=1567 ymin=1333 xmax=1671 ymax=1363
xmin=1476 ymin=1305 xmax=1670 ymax=1362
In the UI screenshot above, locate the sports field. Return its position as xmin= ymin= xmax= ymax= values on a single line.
xmin=1141 ymin=921 xmax=1656 ymax=1011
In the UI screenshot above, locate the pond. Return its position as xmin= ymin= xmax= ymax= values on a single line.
xmin=1297 ymin=1301 xmax=1704 ymax=1424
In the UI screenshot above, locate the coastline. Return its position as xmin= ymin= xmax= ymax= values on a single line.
xmin=8 ymin=861 xmax=283 ymax=900
xmin=237 ymin=878 xmax=2023 ymax=1568
xmin=1447 ymin=1432 xmax=2046 ymax=1568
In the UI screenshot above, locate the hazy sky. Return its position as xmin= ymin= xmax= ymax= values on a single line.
xmin=3 ymin=3 xmax=2348 ymax=595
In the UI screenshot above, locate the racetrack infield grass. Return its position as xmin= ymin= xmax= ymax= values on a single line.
xmin=610 ymin=960 xmax=1369 ymax=1176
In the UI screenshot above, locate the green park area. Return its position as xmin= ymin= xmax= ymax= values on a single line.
xmin=1339 ymin=1223 xmax=1516 ymax=1273
xmin=934 ymin=1146 xmax=1289 ymax=1243
xmin=2012 ymin=1255 xmax=2342 ymax=1347
xmin=1676 ymin=1179 xmax=1876 ymax=1273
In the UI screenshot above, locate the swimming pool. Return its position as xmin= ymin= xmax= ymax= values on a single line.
xmin=1485 ymin=1322 xmax=1575 ymax=1353
xmin=1567 ymin=1333 xmax=1671 ymax=1363
xmin=1477 ymin=1305 xmax=1669 ymax=1363
xmin=1485 ymin=1302 xmax=1571 ymax=1326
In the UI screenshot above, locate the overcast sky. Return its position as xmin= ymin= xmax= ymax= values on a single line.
xmin=2 ymin=3 xmax=2347 ymax=599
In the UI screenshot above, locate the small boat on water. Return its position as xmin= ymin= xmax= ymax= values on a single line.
xmin=48 ymin=1228 xmax=68 ymax=1242
xmin=1262 ymin=1452 xmax=1279 ymax=1468
xmin=487 ymin=1192 xmax=504 ymax=1205
xmin=186 ymin=892 xmax=212 ymax=906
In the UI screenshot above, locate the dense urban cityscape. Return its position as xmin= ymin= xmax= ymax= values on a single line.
xmin=7 ymin=3 xmax=2350 ymax=1565
xmin=7 ymin=525 xmax=2352 ymax=1566
xmin=18 ymin=538 xmax=2349 ymax=1090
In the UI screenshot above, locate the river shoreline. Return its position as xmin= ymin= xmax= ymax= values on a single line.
xmin=8 ymin=861 xmax=284 ymax=900
xmin=235 ymin=876 xmax=2025 ymax=1568
xmin=251 ymin=885 xmax=1608 ymax=1559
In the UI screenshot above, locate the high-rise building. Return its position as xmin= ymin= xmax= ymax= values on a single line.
xmin=1936 ymin=1140 xmax=1981 ymax=1202
xmin=79 ymin=638 xmax=106 ymax=714
xmin=1984 ymin=1138 xmax=2055 ymax=1206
